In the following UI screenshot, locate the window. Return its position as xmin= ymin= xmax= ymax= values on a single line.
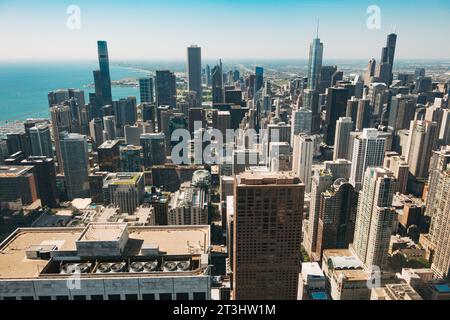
xmin=159 ymin=293 xmax=172 ymax=300
xmin=38 ymin=296 xmax=52 ymax=300
xmin=91 ymin=295 xmax=104 ymax=301
xmin=21 ymin=296 xmax=34 ymax=301
xmin=56 ymin=296 xmax=69 ymax=301
xmin=108 ymin=295 xmax=121 ymax=301
xmin=176 ymin=293 xmax=189 ymax=300
xmin=193 ymin=292 xmax=206 ymax=300
xmin=125 ymin=294 xmax=138 ymax=301
xmin=73 ymin=295 xmax=86 ymax=301
xmin=142 ymin=294 xmax=155 ymax=300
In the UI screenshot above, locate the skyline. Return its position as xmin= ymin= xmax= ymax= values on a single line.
xmin=1 ymin=0 xmax=450 ymax=61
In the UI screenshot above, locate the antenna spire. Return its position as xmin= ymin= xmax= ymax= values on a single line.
xmin=316 ymin=18 xmax=320 ymax=38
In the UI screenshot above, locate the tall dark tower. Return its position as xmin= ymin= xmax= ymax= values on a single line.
xmin=97 ymin=40 xmax=112 ymax=104
xmin=377 ymin=33 xmax=397 ymax=86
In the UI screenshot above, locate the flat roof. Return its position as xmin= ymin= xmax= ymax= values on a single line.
xmin=0 ymin=225 xmax=210 ymax=280
xmin=78 ymin=223 xmax=127 ymax=242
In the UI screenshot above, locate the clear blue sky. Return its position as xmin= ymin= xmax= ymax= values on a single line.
xmin=0 ymin=0 xmax=449 ymax=61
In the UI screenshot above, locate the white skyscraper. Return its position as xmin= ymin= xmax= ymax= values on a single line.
xmin=351 ymin=167 xmax=397 ymax=269
xmin=333 ymin=117 xmax=353 ymax=160
xmin=292 ymin=134 xmax=314 ymax=192
xmin=349 ymin=129 xmax=386 ymax=191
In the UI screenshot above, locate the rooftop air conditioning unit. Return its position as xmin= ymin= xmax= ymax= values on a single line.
xmin=144 ymin=261 xmax=159 ymax=272
xmin=177 ymin=261 xmax=191 ymax=271
xmin=97 ymin=262 xmax=112 ymax=273
xmin=163 ymin=261 xmax=178 ymax=272
xmin=110 ymin=262 xmax=127 ymax=273
xmin=129 ymin=262 xmax=144 ymax=273
xmin=60 ymin=263 xmax=92 ymax=274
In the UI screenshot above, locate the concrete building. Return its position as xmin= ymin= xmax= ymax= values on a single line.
xmin=292 ymin=134 xmax=314 ymax=192
xmin=103 ymin=173 xmax=145 ymax=214
xmin=0 ymin=223 xmax=211 ymax=300
xmin=333 ymin=117 xmax=353 ymax=161
xmin=352 ymin=167 xmax=397 ymax=269
xmin=28 ymin=124 xmax=53 ymax=159
xmin=384 ymin=152 xmax=409 ymax=194
xmin=0 ymin=165 xmax=38 ymax=210
xmin=426 ymin=146 xmax=450 ymax=218
xmin=233 ymin=171 xmax=304 ymax=300
xmin=349 ymin=129 xmax=386 ymax=191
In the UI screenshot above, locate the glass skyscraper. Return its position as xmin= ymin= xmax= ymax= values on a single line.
xmin=97 ymin=40 xmax=112 ymax=105
xmin=307 ymin=37 xmax=323 ymax=91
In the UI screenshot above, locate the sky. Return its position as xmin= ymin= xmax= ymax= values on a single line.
xmin=0 ymin=0 xmax=449 ymax=61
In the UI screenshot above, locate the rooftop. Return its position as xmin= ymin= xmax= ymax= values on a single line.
xmin=0 ymin=224 xmax=210 ymax=280
xmin=0 ymin=165 xmax=34 ymax=177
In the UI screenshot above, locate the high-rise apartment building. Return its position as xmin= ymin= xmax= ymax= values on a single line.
xmin=233 ymin=171 xmax=304 ymax=300
xmin=350 ymin=129 xmax=386 ymax=191
xmin=426 ymin=146 xmax=450 ymax=217
xmin=28 ymin=123 xmax=53 ymax=159
xmin=333 ymin=117 xmax=353 ymax=160
xmin=292 ymin=134 xmax=314 ymax=192
xmin=352 ymin=167 xmax=397 ymax=269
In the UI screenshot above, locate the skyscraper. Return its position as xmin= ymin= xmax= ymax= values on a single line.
xmin=352 ymin=167 xmax=397 ymax=269
xmin=364 ymin=58 xmax=377 ymax=85
xmin=292 ymin=134 xmax=314 ymax=192
xmin=28 ymin=123 xmax=53 ymax=159
xmin=333 ymin=117 xmax=353 ymax=160
xmin=233 ymin=171 xmax=304 ymax=300
xmin=254 ymin=66 xmax=264 ymax=95
xmin=349 ymin=129 xmax=386 ymax=191
xmin=405 ymin=120 xmax=438 ymax=179
xmin=50 ymin=105 xmax=72 ymax=173
xmin=428 ymin=170 xmax=450 ymax=279
xmin=97 ymin=40 xmax=112 ymax=105
xmin=187 ymin=45 xmax=202 ymax=106
xmin=426 ymin=146 xmax=450 ymax=218
xmin=140 ymin=133 xmax=166 ymax=169
xmin=211 ymin=64 xmax=224 ymax=104
xmin=325 ymin=87 xmax=350 ymax=145
xmin=120 ymin=145 xmax=142 ymax=172
xmin=59 ymin=132 xmax=90 ymax=200
xmin=291 ymin=108 xmax=312 ymax=143
xmin=307 ymin=35 xmax=324 ymax=91
xmin=376 ymin=33 xmax=397 ymax=86
xmin=139 ymin=77 xmax=154 ymax=103
xmin=155 ymin=70 xmax=177 ymax=108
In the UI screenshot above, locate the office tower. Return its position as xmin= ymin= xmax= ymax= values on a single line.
xmin=384 ymin=152 xmax=409 ymax=194
xmin=303 ymin=89 xmax=320 ymax=133
xmin=415 ymin=77 xmax=433 ymax=93
xmin=388 ymin=94 xmax=417 ymax=131
xmin=187 ymin=45 xmax=202 ymax=106
xmin=428 ymin=170 xmax=450 ymax=278
xmin=59 ymin=132 xmax=90 ymax=200
xmin=48 ymin=89 xmax=85 ymax=108
xmin=123 ymin=125 xmax=140 ymax=146
xmin=50 ymin=105 xmax=71 ymax=173
xmin=254 ymin=66 xmax=264 ymax=95
xmin=20 ymin=156 xmax=59 ymax=208
xmin=215 ymin=111 xmax=231 ymax=134
xmin=334 ymin=117 xmax=354 ymax=160
xmin=140 ymin=133 xmax=166 ymax=169
xmin=103 ymin=172 xmax=145 ymax=214
xmin=225 ymin=88 xmax=242 ymax=104
xmin=319 ymin=65 xmax=337 ymax=93
xmin=103 ymin=115 xmax=117 ymax=140
xmin=168 ymin=172 xmax=210 ymax=225
xmin=98 ymin=140 xmax=121 ymax=172
xmin=6 ymin=132 xmax=30 ymax=157
xmin=142 ymin=103 xmax=155 ymax=123
xmin=155 ymin=70 xmax=177 ymax=108
xmin=28 ymin=123 xmax=53 ymax=159
xmin=316 ymin=179 xmax=357 ymax=259
xmin=188 ymin=108 xmax=205 ymax=134
xmin=89 ymin=117 xmax=104 ymax=149
xmin=0 ymin=223 xmax=211 ymax=300
xmin=350 ymin=129 xmax=386 ymax=191
xmin=307 ymin=37 xmax=324 ymax=91
xmin=0 ymin=165 xmax=38 ymax=209
xmin=291 ymin=108 xmax=312 ymax=143
xmin=405 ymin=120 xmax=438 ymax=179
xmin=292 ymin=134 xmax=314 ymax=192
xmin=205 ymin=64 xmax=211 ymax=87
xmin=325 ymin=87 xmax=350 ymax=146
xmin=375 ymin=33 xmax=397 ymax=86
xmin=426 ymin=146 xmax=450 ymax=217
xmin=233 ymin=172 xmax=304 ymax=300
xmin=211 ymin=64 xmax=224 ymax=104
xmin=331 ymin=70 xmax=343 ymax=85
xmin=139 ymin=77 xmax=154 ymax=103
xmin=352 ymin=167 xmax=397 ymax=269
xmin=355 ymin=98 xmax=372 ymax=131
xmin=305 ymin=169 xmax=334 ymax=261
xmin=364 ymin=59 xmax=377 ymax=85
xmin=120 ymin=145 xmax=142 ymax=173
xmin=113 ymin=97 xmax=137 ymax=129
xmin=97 ymin=40 xmax=112 ymax=104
